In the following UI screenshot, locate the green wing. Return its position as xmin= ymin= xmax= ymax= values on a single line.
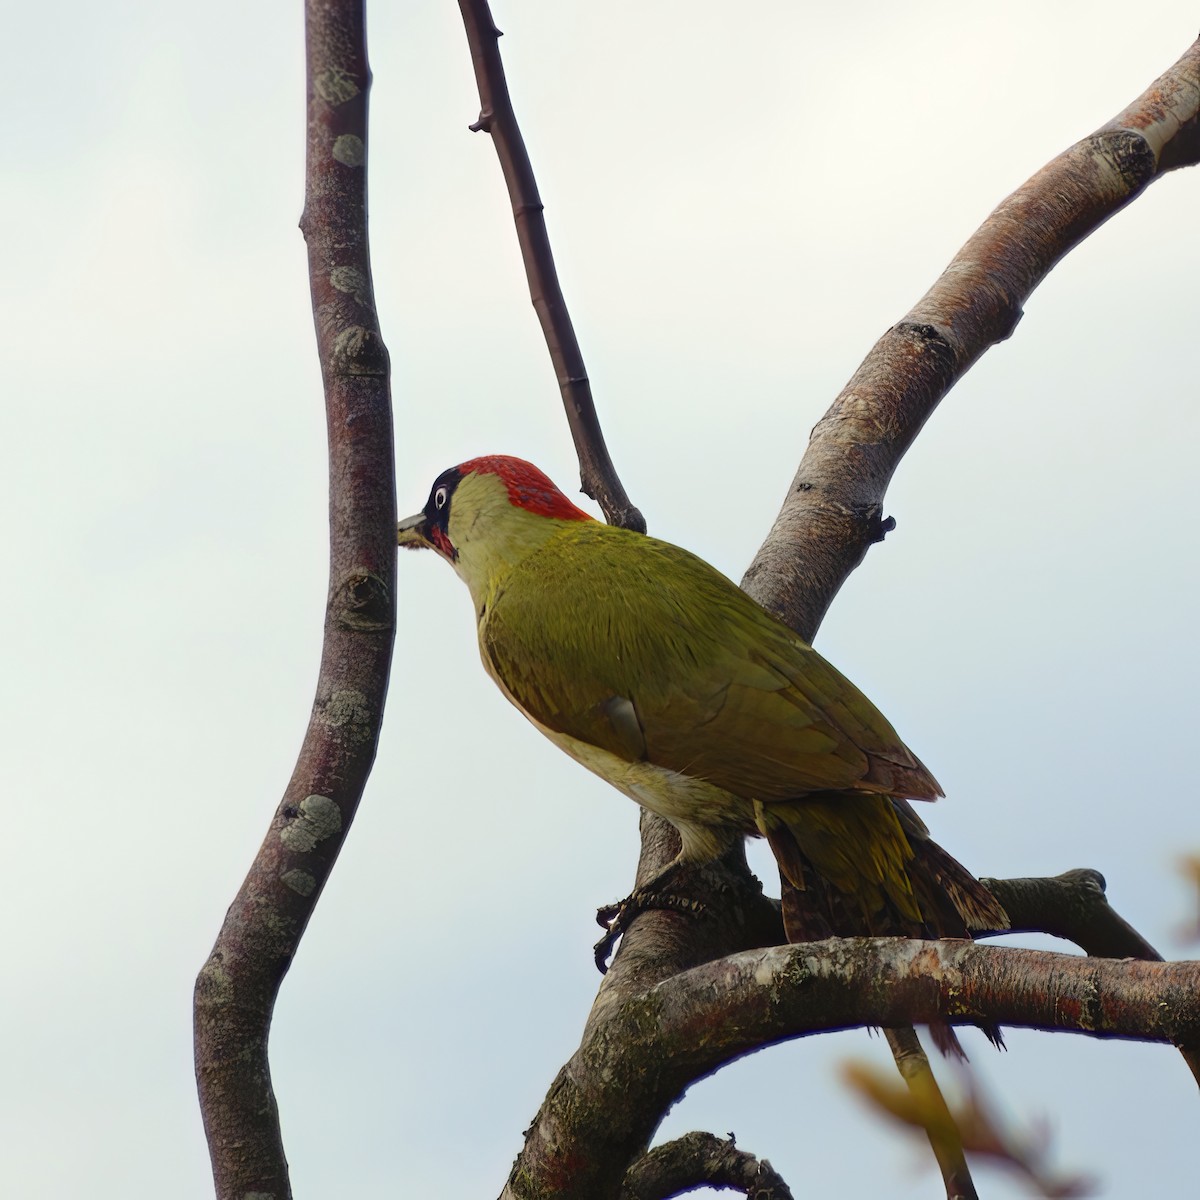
xmin=479 ymin=522 xmax=940 ymax=803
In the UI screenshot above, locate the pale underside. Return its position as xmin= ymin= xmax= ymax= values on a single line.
xmin=516 ymin=701 xmax=752 ymax=865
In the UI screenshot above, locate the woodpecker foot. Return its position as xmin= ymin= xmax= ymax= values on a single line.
xmin=593 ymin=888 xmax=709 ymax=972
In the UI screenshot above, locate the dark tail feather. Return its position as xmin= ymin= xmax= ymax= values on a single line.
xmin=766 ymin=801 xmax=1009 ymax=940
xmin=894 ymin=799 xmax=1009 ymax=936
xmin=767 ymin=798 xmax=1009 ymax=1053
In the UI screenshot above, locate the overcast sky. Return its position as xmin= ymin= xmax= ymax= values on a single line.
xmin=3 ymin=3 xmax=1198 ymax=1197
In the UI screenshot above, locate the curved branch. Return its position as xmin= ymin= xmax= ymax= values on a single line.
xmin=982 ymin=868 xmax=1162 ymax=959
xmin=741 ymin=36 xmax=1200 ymax=641
xmin=651 ymin=940 xmax=1200 ymax=1066
xmin=983 ymin=869 xmax=1200 ymax=1086
xmin=598 ymin=28 xmax=1200 ymax=1005
xmin=506 ymin=940 xmax=1200 ymax=1200
xmin=456 ymin=0 xmax=645 ymax=532
xmin=621 ymin=1132 xmax=794 ymax=1200
xmin=193 ymin=3 xmax=394 ymax=1197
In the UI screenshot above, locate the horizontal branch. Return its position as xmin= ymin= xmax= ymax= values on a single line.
xmin=506 ymin=940 xmax=1199 ymax=1199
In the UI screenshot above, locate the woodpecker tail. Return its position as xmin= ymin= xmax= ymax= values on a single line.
xmin=754 ymin=793 xmax=1008 ymax=1053
xmin=754 ymin=793 xmax=1006 ymax=939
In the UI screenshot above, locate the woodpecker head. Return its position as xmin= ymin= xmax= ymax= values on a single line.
xmin=397 ymin=456 xmax=594 ymax=604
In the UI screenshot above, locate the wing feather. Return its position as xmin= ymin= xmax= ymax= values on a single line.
xmin=479 ymin=523 xmax=939 ymax=804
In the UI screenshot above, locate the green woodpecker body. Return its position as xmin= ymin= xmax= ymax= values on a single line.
xmin=399 ymin=456 xmax=1006 ymax=942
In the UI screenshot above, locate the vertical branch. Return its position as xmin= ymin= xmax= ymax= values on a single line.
xmin=457 ymin=0 xmax=645 ymax=532
xmin=192 ymin=2 xmax=394 ymax=1197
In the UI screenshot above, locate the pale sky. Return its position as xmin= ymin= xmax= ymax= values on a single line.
xmin=3 ymin=3 xmax=1197 ymax=1196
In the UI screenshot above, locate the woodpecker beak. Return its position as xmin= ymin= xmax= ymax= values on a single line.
xmin=397 ymin=511 xmax=432 ymax=549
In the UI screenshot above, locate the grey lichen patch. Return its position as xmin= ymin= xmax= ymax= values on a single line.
xmin=260 ymin=906 xmax=298 ymax=943
xmin=329 ymin=326 xmax=388 ymax=376
xmin=330 ymin=265 xmax=369 ymax=305
xmin=281 ymin=868 xmax=317 ymax=897
xmin=196 ymin=954 xmax=235 ymax=1006
xmin=332 ymin=134 xmax=365 ymax=167
xmin=314 ymin=67 xmax=358 ymax=105
xmin=279 ymin=794 xmax=342 ymax=853
xmin=334 ymin=325 xmax=368 ymax=358
xmin=324 ymin=688 xmax=372 ymax=745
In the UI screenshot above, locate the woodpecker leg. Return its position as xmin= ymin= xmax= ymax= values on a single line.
xmin=593 ymin=861 xmax=709 ymax=972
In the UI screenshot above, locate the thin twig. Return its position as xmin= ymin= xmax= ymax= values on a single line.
xmin=884 ymin=1027 xmax=978 ymax=1200
xmin=192 ymin=3 xmax=394 ymax=1196
xmin=456 ymin=0 xmax=645 ymax=532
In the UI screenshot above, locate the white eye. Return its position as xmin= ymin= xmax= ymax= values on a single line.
xmin=434 ymin=485 xmax=449 ymax=510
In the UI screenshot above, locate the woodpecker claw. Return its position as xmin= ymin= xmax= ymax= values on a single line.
xmin=592 ymin=926 xmax=620 ymax=974
xmin=592 ymin=887 xmax=710 ymax=972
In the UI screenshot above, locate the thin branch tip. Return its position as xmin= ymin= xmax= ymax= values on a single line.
xmin=458 ymin=0 xmax=642 ymax=530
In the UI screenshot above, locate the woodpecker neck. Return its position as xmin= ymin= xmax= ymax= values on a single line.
xmin=447 ymin=470 xmax=592 ymax=614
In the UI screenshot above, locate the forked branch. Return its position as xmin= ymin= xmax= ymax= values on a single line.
xmin=611 ymin=33 xmax=1200 ymax=986
xmin=510 ymin=941 xmax=1200 ymax=1200
xmin=502 ymin=29 xmax=1200 ymax=1200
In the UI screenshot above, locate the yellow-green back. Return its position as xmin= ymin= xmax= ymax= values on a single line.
xmin=479 ymin=520 xmax=941 ymax=806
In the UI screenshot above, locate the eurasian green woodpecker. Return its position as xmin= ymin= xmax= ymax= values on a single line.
xmin=397 ymin=455 xmax=1007 ymax=954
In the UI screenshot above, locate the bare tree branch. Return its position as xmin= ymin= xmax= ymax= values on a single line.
xmin=505 ymin=941 xmax=1200 ymax=1200
xmin=655 ymin=940 xmax=1200 ymax=1068
xmin=983 ymin=868 xmax=1162 ymax=959
xmin=741 ymin=35 xmax=1200 ymax=642
xmin=621 ymin=1131 xmax=794 ymax=1200
xmin=192 ymin=2 xmax=394 ymax=1196
xmin=607 ymin=32 xmax=1200 ymax=996
xmin=983 ymin=869 xmax=1200 ymax=1087
xmin=504 ymin=31 xmax=1200 ymax=1195
xmin=456 ymin=0 xmax=645 ymax=532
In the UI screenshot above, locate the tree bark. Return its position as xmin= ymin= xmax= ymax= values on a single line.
xmin=193 ymin=2 xmax=394 ymax=1196
xmin=506 ymin=942 xmax=1200 ymax=1200
xmin=503 ymin=31 xmax=1200 ymax=1200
